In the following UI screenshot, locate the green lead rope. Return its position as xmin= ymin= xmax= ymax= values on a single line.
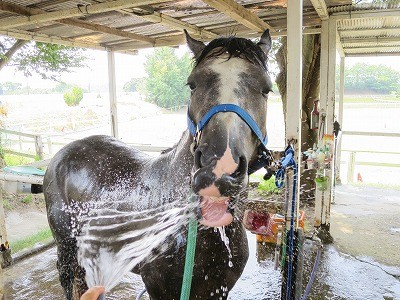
xmin=180 ymin=215 xmax=198 ymax=300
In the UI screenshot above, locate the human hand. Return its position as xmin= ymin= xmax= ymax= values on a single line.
xmin=80 ymin=286 xmax=105 ymax=300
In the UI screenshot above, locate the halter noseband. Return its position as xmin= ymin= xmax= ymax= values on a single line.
xmin=187 ymin=103 xmax=272 ymax=175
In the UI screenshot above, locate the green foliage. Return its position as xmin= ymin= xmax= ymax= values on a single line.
xmin=0 ymin=82 xmax=23 ymax=94
xmin=2 ymin=199 xmax=12 ymax=210
xmin=14 ymin=42 xmax=87 ymax=80
xmin=140 ymin=47 xmax=192 ymax=109
xmin=63 ymin=86 xmax=84 ymax=106
xmin=257 ymin=175 xmax=281 ymax=196
xmin=3 ymin=153 xmax=32 ymax=166
xmin=21 ymin=194 xmax=33 ymax=204
xmin=11 ymin=228 xmax=53 ymax=254
xmin=53 ymin=82 xmax=76 ymax=93
xmin=123 ymin=78 xmax=142 ymax=92
xmin=338 ymin=63 xmax=400 ymax=94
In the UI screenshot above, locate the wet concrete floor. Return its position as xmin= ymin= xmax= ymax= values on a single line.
xmin=2 ymin=185 xmax=400 ymax=299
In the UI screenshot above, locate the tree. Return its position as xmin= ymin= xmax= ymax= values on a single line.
xmin=342 ymin=63 xmax=400 ymax=94
xmin=140 ymin=47 xmax=192 ymax=109
xmin=64 ymin=86 xmax=84 ymax=107
xmin=276 ymin=35 xmax=321 ymax=201
xmin=123 ymin=78 xmax=141 ymax=92
xmin=0 ymin=37 xmax=86 ymax=80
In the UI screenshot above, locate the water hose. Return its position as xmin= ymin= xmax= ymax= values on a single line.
xmin=180 ymin=216 xmax=198 ymax=300
xmin=301 ymin=245 xmax=322 ymax=300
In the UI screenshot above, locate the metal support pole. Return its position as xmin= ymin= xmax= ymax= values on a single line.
xmin=107 ymin=50 xmax=119 ymax=139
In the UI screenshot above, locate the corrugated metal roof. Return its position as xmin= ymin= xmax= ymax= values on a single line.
xmin=334 ymin=4 xmax=400 ymax=56
xmin=0 ymin=0 xmax=398 ymax=56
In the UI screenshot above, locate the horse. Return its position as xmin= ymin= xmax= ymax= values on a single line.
xmin=43 ymin=29 xmax=273 ymax=300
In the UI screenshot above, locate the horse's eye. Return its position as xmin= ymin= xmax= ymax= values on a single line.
xmin=262 ymin=89 xmax=272 ymax=97
xmin=187 ymin=82 xmax=196 ymax=92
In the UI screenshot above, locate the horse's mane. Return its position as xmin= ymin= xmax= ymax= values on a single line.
xmin=195 ymin=36 xmax=267 ymax=71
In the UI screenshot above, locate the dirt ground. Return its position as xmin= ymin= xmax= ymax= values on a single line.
xmin=2 ymin=192 xmax=49 ymax=243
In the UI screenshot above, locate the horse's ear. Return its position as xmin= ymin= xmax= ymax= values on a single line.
xmin=258 ymin=29 xmax=272 ymax=57
xmin=184 ymin=30 xmax=206 ymax=59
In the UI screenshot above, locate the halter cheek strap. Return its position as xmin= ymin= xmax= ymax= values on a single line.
xmin=187 ymin=103 xmax=271 ymax=174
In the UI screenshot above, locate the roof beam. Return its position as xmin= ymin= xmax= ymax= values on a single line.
xmin=201 ymin=0 xmax=274 ymax=32
xmin=341 ymin=37 xmax=400 ymax=45
xmin=339 ymin=27 xmax=400 ymax=36
xmin=344 ymin=45 xmax=400 ymax=52
xmin=0 ymin=0 xmax=155 ymax=44
xmin=332 ymin=8 xmax=400 ymax=20
xmin=0 ymin=28 xmax=106 ymax=50
xmin=138 ymin=11 xmax=218 ymax=39
xmin=309 ymin=0 xmax=329 ymax=20
xmin=0 ymin=0 xmax=171 ymax=30
xmin=336 ymin=30 xmax=345 ymax=58
xmin=345 ymin=52 xmax=400 ymax=57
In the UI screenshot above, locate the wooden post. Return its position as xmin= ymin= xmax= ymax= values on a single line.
xmin=336 ymin=56 xmax=345 ymax=183
xmin=107 ymin=50 xmax=119 ymax=139
xmin=347 ymin=151 xmax=356 ymax=183
xmin=286 ymin=0 xmax=303 ymax=210
xmin=314 ymin=18 xmax=337 ymax=241
xmin=34 ymin=135 xmax=44 ymax=160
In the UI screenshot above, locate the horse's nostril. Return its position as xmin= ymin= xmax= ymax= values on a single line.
xmin=194 ymin=149 xmax=202 ymax=169
xmin=232 ymin=156 xmax=247 ymax=178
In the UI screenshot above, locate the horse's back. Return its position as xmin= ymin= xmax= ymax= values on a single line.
xmin=44 ymin=135 xmax=149 ymax=240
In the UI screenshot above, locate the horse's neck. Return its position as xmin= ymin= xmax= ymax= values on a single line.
xmin=145 ymin=130 xmax=193 ymax=200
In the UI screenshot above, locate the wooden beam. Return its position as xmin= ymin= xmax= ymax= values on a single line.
xmin=336 ymin=30 xmax=345 ymax=58
xmin=339 ymin=27 xmax=400 ymax=36
xmin=332 ymin=8 xmax=400 ymax=20
xmin=343 ymin=45 xmax=400 ymax=50
xmin=310 ymin=0 xmax=329 ymax=20
xmin=202 ymin=0 xmax=274 ymax=32
xmin=138 ymin=11 xmax=218 ymax=39
xmin=0 ymin=0 xmax=155 ymax=44
xmin=345 ymin=52 xmax=400 ymax=57
xmin=0 ymin=28 xmax=106 ymax=50
xmin=0 ymin=0 xmax=171 ymax=30
xmin=341 ymin=36 xmax=400 ymax=45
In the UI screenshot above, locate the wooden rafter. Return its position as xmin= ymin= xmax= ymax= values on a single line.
xmin=339 ymin=27 xmax=400 ymax=36
xmin=309 ymin=0 xmax=329 ymax=21
xmin=341 ymin=36 xmax=400 ymax=45
xmin=0 ymin=0 xmax=171 ymax=30
xmin=0 ymin=28 xmax=106 ymax=50
xmin=201 ymin=0 xmax=274 ymax=32
xmin=0 ymin=0 xmax=155 ymax=44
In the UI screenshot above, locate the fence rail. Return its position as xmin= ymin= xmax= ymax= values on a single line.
xmin=341 ymin=131 xmax=400 ymax=183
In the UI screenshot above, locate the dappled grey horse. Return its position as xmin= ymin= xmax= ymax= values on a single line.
xmin=44 ymin=29 xmax=273 ymax=299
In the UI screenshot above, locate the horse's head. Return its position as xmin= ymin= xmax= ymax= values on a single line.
xmin=185 ymin=30 xmax=272 ymax=227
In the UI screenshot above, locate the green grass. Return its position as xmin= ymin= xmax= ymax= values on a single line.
xmin=3 ymin=153 xmax=33 ymax=166
xmin=2 ymin=198 xmax=12 ymax=210
xmin=11 ymin=228 xmax=53 ymax=254
xmin=21 ymin=194 xmax=33 ymax=204
xmin=343 ymin=95 xmax=400 ymax=103
xmin=351 ymin=182 xmax=400 ymax=191
xmin=251 ymin=174 xmax=282 ymax=196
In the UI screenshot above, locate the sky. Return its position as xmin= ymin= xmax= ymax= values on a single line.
xmin=0 ymin=46 xmax=399 ymax=93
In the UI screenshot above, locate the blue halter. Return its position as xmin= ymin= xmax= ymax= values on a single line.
xmin=187 ymin=103 xmax=271 ymax=174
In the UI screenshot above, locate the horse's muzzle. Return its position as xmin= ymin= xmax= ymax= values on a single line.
xmin=191 ymin=156 xmax=247 ymax=227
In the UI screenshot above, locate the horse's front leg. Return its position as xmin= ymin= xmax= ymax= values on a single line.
xmin=72 ymin=262 xmax=88 ymax=300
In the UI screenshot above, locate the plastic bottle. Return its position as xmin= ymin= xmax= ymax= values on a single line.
xmin=310 ymin=99 xmax=319 ymax=130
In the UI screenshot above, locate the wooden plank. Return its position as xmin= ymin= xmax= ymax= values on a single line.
xmin=139 ymin=11 xmax=218 ymax=39
xmin=339 ymin=27 xmax=400 ymax=36
xmin=310 ymin=0 xmax=329 ymax=20
xmin=341 ymin=37 xmax=400 ymax=45
xmin=0 ymin=0 xmax=171 ymax=30
xmin=286 ymin=0 xmax=303 ymax=228
xmin=0 ymin=28 xmax=106 ymax=50
xmin=342 ymin=131 xmax=400 ymax=137
xmin=0 ymin=0 xmax=155 ymax=44
xmin=202 ymin=0 xmax=274 ymax=32
xmin=107 ymin=51 xmax=119 ymax=139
